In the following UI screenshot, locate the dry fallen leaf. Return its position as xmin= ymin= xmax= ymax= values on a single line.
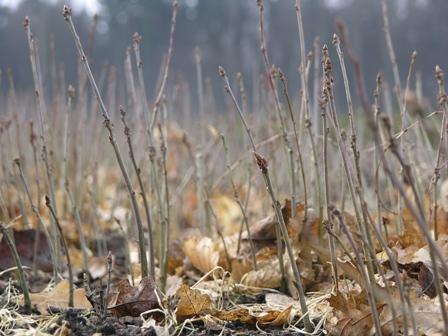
xmin=212 ymin=305 xmax=293 ymax=328
xmin=265 ymin=293 xmax=301 ymax=311
xmin=167 ymin=239 xmax=184 ymax=275
xmin=165 ymin=275 xmax=182 ymax=297
xmin=244 ymin=200 xmax=319 ymax=246
xmin=183 ymin=236 xmax=219 ymax=274
xmin=244 ymin=201 xmax=291 ymax=241
xmin=175 ymin=284 xmax=212 ymax=320
xmin=257 ymin=306 xmax=293 ymax=327
xmin=330 ymin=304 xmax=386 ymax=336
xmin=241 ymin=257 xmax=282 ymax=289
xmin=231 ymin=257 xmax=252 ymax=282
xmin=328 ymin=291 xmax=368 ymax=315
xmin=212 ymin=308 xmax=256 ymax=325
xmin=108 ymin=276 xmax=158 ymax=317
xmin=88 ymin=256 xmax=109 ymax=279
xmin=0 ymin=229 xmax=53 ymax=272
xmin=20 ymin=280 xmax=91 ymax=314
xmin=210 ymin=195 xmax=242 ymax=235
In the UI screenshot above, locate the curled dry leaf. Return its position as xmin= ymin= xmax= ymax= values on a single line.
xmin=175 ymin=284 xmax=212 ymax=321
xmin=108 ymin=276 xmax=158 ymax=317
xmin=231 ymin=257 xmax=252 ymax=282
xmin=284 ymin=249 xmax=316 ymax=298
xmin=241 ymin=257 xmax=282 ymax=289
xmin=289 ymin=204 xmax=319 ymax=243
xmin=20 ymin=279 xmax=91 ymax=315
xmin=385 ymin=211 xmax=426 ymax=248
xmin=385 ymin=204 xmax=448 ymax=247
xmin=182 ymin=236 xmax=219 ymax=274
xmin=212 ymin=305 xmax=293 ymax=328
xmin=418 ymin=263 xmax=436 ymax=298
xmin=381 ymin=239 xmax=448 ymax=296
xmin=210 ymin=195 xmax=242 ymax=235
xmin=329 ymin=304 xmax=386 ymax=336
xmin=257 ymin=306 xmax=293 ymax=327
xmin=244 ymin=200 xmax=319 ymax=245
xmin=212 ymin=308 xmax=256 ymax=325
xmin=327 ymin=289 xmax=391 ymax=336
xmin=244 ymin=200 xmax=291 ymax=241
xmin=328 ymin=291 xmax=368 ymax=315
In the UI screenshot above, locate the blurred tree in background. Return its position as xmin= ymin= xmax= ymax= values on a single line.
xmin=0 ymin=0 xmax=447 ymax=112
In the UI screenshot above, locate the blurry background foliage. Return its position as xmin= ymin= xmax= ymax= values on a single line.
xmin=0 ymin=0 xmax=447 ymax=112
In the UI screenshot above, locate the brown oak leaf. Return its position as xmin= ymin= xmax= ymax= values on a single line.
xmin=108 ymin=276 xmax=158 ymax=317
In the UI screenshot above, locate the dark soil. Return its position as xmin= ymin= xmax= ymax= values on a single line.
xmin=56 ymin=309 xmax=314 ymax=335
xmin=58 ymin=295 xmax=324 ymax=336
xmin=51 ymin=310 xmax=151 ymax=336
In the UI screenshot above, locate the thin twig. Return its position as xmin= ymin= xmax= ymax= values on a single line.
xmin=219 ymin=63 xmax=313 ymax=333
xmin=45 ymin=196 xmax=74 ymax=308
xmin=63 ymin=6 xmax=148 ymax=278
xmin=0 ymin=223 xmax=31 ymax=313
xmin=221 ymin=134 xmax=257 ymax=270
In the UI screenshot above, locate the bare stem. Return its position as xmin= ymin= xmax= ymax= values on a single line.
xmin=24 ymin=17 xmax=59 ymax=267
xmin=219 ymin=62 xmax=313 ymax=333
xmin=195 ymin=47 xmax=205 ymax=145
xmin=432 ymin=65 xmax=448 ymax=241
xmin=380 ymin=0 xmax=404 ymax=235
xmin=121 ymin=107 xmax=156 ymax=279
xmin=149 ymin=0 xmax=178 ymax=132
xmin=0 ymin=223 xmax=31 ymax=313
xmin=278 ymin=70 xmax=309 ymax=224
xmin=323 ymin=45 xmax=382 ymax=334
xmin=254 ymin=152 xmax=313 ymax=332
xmin=158 ymin=123 xmax=170 ymax=291
xmin=63 ymin=6 xmax=148 ymax=278
xmin=221 ymin=134 xmax=257 ymax=270
xmin=45 ymin=196 xmax=74 ymax=308
xmin=320 ymin=94 xmax=338 ymax=292
xmin=205 ymin=193 xmax=231 ymax=271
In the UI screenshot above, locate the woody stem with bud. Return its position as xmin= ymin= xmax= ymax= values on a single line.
xmin=219 ymin=64 xmax=313 ymax=333
xmin=432 ymin=65 xmax=448 ymax=241
xmin=63 ymin=5 xmax=148 ymax=278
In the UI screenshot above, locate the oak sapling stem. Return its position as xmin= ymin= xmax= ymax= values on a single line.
xmin=120 ymin=107 xmax=156 ymax=279
xmin=158 ymin=122 xmax=170 ymax=291
xmin=253 ymin=151 xmax=313 ymax=332
xmin=323 ymin=42 xmax=382 ymax=336
xmin=63 ymin=5 xmax=148 ymax=278
xmin=221 ymin=134 xmax=257 ymax=269
xmin=24 ymin=15 xmax=60 ymax=269
xmin=432 ymin=65 xmax=448 ymax=241
xmin=219 ymin=62 xmax=313 ymax=333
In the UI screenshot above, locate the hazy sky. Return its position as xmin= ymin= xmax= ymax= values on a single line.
xmin=1 ymin=0 xmax=101 ymax=14
xmin=1 ymin=0 xmax=432 ymax=11
xmin=0 ymin=0 xmax=355 ymax=15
